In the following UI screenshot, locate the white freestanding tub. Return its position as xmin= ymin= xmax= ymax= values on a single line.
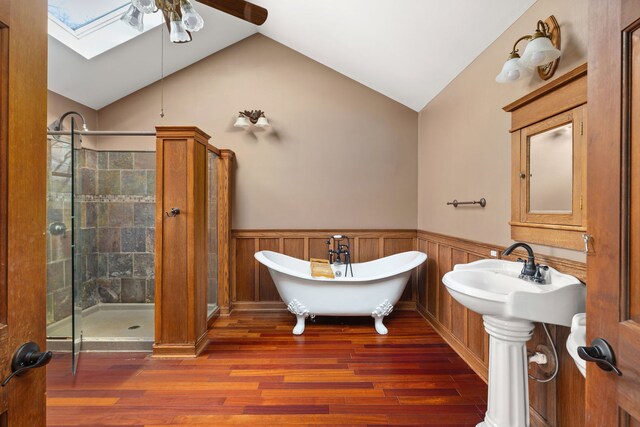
xmin=254 ymin=250 xmax=427 ymax=335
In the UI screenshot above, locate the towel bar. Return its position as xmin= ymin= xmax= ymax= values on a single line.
xmin=447 ymin=198 xmax=486 ymax=208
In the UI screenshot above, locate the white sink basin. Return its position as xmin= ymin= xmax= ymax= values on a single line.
xmin=442 ymin=259 xmax=585 ymax=327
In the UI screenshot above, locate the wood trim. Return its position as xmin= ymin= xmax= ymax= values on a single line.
xmin=232 ymin=229 xmax=417 ymax=239
xmin=416 ymin=230 xmax=497 ymax=258
xmin=154 ymin=126 xmax=211 ymax=142
xmin=504 ymin=63 xmax=587 ymax=129
xmin=509 ymin=221 xmax=587 ymax=232
xmin=206 ymin=142 xmax=221 ymax=157
xmin=152 ymin=331 xmax=209 ymax=358
xmin=217 ymin=149 xmax=234 ymax=315
xmin=0 ymin=25 xmax=7 ymax=328
xmin=153 ymin=131 xmax=166 ymax=347
xmin=510 ymin=223 xmax=587 ymax=253
xmin=207 ymin=306 xmax=220 ymax=328
xmin=512 ymin=130 xmax=523 ymax=224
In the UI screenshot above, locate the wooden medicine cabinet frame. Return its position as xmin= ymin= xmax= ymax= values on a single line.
xmin=503 ymin=63 xmax=587 ymax=251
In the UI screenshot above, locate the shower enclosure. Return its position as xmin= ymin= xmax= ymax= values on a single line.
xmin=46 ymin=117 xmax=221 ymax=373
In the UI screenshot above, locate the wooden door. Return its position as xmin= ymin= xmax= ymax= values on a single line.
xmin=587 ymin=0 xmax=640 ymax=425
xmin=0 ymin=0 xmax=48 ymax=425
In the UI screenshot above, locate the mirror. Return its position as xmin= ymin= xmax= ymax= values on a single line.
xmin=528 ymin=123 xmax=573 ymax=213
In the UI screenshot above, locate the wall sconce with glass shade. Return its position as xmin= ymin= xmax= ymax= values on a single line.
xmin=496 ymin=15 xmax=561 ymax=83
xmin=234 ymin=110 xmax=270 ymax=128
xmin=121 ymin=0 xmax=204 ymax=43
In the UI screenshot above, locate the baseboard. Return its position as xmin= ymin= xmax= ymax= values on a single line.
xmin=152 ymin=331 xmax=209 ymax=358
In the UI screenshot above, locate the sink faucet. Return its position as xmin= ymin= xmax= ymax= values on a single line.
xmin=502 ymin=242 xmax=548 ymax=284
xmin=326 ymin=235 xmax=353 ymax=277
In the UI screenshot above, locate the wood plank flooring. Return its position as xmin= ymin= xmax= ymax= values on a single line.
xmin=46 ymin=311 xmax=487 ymax=426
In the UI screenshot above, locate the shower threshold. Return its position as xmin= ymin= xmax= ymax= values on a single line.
xmin=47 ymin=303 xmax=154 ymax=352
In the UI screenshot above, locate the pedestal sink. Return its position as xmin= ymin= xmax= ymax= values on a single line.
xmin=442 ymin=259 xmax=585 ymax=427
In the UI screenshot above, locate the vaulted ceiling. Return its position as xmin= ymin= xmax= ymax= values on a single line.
xmin=48 ymin=0 xmax=536 ymax=111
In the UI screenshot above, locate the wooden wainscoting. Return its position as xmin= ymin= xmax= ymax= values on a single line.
xmin=416 ymin=230 xmax=587 ymax=427
xmin=231 ymin=230 xmax=417 ymax=311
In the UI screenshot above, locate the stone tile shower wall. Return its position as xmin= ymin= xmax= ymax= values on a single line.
xmin=46 ymin=137 xmax=72 ymax=325
xmin=47 ymin=144 xmax=156 ymax=327
xmin=93 ymin=151 xmax=156 ymax=306
xmin=75 ymin=149 xmax=99 ymax=312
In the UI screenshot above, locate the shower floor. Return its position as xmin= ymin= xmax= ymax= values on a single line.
xmin=47 ymin=303 xmax=154 ymax=352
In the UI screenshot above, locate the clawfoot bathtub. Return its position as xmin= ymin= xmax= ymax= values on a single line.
xmin=254 ymin=251 xmax=427 ymax=335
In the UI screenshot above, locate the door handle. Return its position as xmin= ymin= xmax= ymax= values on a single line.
xmin=1 ymin=342 xmax=52 ymax=387
xmin=165 ymin=207 xmax=180 ymax=217
xmin=577 ymin=337 xmax=622 ymax=376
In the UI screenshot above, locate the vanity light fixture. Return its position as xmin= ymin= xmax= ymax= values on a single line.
xmin=121 ymin=0 xmax=204 ymax=43
xmin=234 ymin=110 xmax=270 ymax=128
xmin=496 ymin=15 xmax=561 ymax=83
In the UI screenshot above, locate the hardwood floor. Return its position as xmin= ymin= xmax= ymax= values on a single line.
xmin=46 ymin=311 xmax=487 ymax=426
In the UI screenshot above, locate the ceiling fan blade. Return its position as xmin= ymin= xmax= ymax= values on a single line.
xmin=196 ymin=0 xmax=268 ymax=26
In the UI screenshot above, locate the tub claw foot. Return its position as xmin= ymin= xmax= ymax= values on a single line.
xmin=373 ymin=316 xmax=388 ymax=335
xmin=372 ymin=299 xmax=393 ymax=335
xmin=287 ymin=299 xmax=310 ymax=335
xmin=293 ymin=315 xmax=306 ymax=335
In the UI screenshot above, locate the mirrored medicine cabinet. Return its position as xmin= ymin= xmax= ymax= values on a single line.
xmin=503 ymin=63 xmax=587 ymax=251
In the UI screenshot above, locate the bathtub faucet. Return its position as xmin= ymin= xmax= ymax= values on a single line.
xmin=326 ymin=235 xmax=354 ymax=277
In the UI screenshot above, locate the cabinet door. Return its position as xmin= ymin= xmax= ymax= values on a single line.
xmin=520 ymin=105 xmax=586 ymax=227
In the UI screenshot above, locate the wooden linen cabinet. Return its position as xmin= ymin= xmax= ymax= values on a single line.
xmin=153 ymin=126 xmax=234 ymax=358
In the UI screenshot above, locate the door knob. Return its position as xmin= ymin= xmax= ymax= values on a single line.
xmin=577 ymin=337 xmax=622 ymax=376
xmin=1 ymin=342 xmax=52 ymax=387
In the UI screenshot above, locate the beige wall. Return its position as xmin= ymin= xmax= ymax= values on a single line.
xmin=417 ymin=0 xmax=588 ymax=260
xmin=47 ymin=90 xmax=99 ymax=149
xmin=97 ymin=34 xmax=418 ymax=230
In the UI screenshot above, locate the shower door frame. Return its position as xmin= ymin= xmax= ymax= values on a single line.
xmin=47 ymin=129 xmax=156 ymax=374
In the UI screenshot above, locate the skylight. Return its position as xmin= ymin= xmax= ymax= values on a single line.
xmin=49 ymin=0 xmax=129 ymax=34
xmin=48 ymin=0 xmax=162 ymax=60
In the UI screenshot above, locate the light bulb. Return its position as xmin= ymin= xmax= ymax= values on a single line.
xmin=520 ymin=35 xmax=561 ymax=66
xmin=234 ymin=115 xmax=250 ymax=128
xmin=181 ymin=0 xmax=204 ymax=32
xmin=132 ymin=0 xmax=155 ymax=14
xmin=169 ymin=11 xmax=190 ymax=43
xmin=120 ymin=5 xmax=144 ymax=32
xmin=507 ymin=70 xmax=520 ymax=81
xmin=495 ymin=55 xmax=533 ymax=84
xmin=529 ymin=51 xmax=546 ymax=65
xmin=255 ymin=116 xmax=270 ymax=127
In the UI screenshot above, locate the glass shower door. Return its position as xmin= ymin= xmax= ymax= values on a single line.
xmin=46 ymin=126 xmax=81 ymax=373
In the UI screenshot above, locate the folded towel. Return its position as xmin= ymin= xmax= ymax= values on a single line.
xmin=310 ymin=258 xmax=335 ymax=279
